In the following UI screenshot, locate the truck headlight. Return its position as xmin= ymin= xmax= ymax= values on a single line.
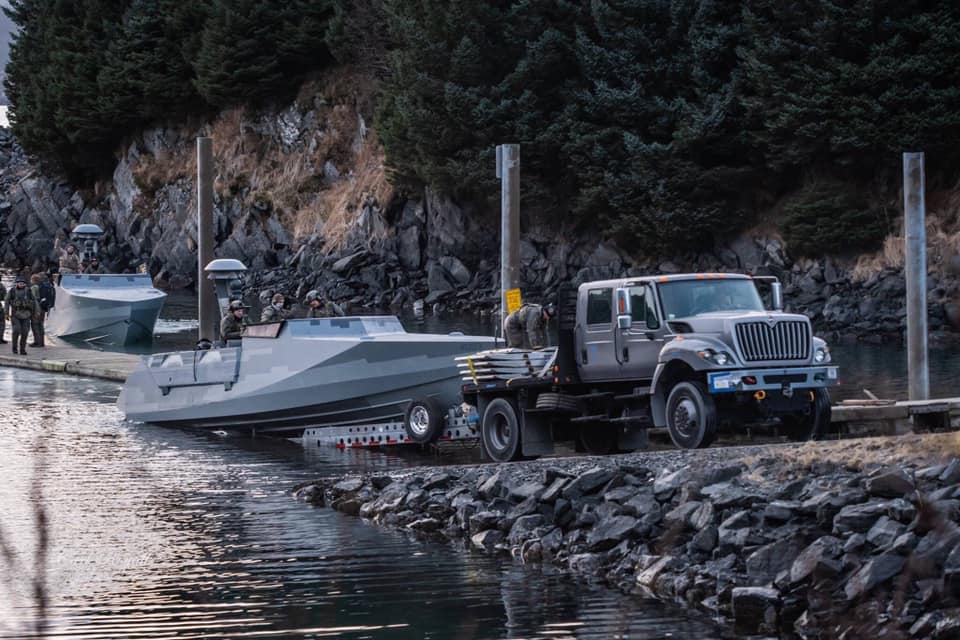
xmin=698 ymin=348 xmax=734 ymax=366
xmin=814 ymin=346 xmax=831 ymax=363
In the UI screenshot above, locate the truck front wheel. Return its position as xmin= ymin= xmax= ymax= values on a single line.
xmin=666 ymin=381 xmax=718 ymax=449
xmin=781 ymin=388 xmax=831 ymax=441
xmin=481 ymin=398 xmax=523 ymax=462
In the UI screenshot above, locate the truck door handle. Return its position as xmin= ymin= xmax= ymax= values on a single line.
xmin=581 ymin=349 xmax=588 ymax=364
xmin=622 ymin=348 xmax=629 ymax=362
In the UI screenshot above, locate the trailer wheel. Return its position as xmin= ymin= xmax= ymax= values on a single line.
xmin=578 ymin=424 xmax=617 ymax=455
xmin=781 ymin=388 xmax=831 ymax=441
xmin=481 ymin=398 xmax=522 ymax=462
xmin=666 ymin=381 xmax=717 ymax=449
xmin=404 ymin=396 xmax=445 ymax=444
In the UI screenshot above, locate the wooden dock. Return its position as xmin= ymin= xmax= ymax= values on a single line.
xmin=0 ymin=336 xmax=140 ymax=382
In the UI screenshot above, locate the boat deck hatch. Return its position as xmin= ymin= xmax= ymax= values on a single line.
xmin=146 ymin=347 xmax=241 ymax=391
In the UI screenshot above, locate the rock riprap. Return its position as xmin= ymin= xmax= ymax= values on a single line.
xmin=297 ymin=437 xmax=960 ymax=638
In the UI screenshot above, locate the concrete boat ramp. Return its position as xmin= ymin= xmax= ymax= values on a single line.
xmin=0 ymin=336 xmax=138 ymax=382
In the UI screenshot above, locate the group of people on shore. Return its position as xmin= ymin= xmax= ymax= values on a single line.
xmin=1 ymin=239 xmax=109 ymax=356
xmin=219 ymin=290 xmax=346 ymax=341
xmin=1 ymin=273 xmax=56 ymax=355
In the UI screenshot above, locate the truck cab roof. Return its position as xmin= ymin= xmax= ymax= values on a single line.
xmin=577 ymin=273 xmax=753 ymax=291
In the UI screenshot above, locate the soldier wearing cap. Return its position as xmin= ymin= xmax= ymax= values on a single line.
xmin=5 ymin=276 xmax=40 ymax=355
xmin=260 ymin=293 xmax=289 ymax=322
xmin=220 ymin=300 xmax=246 ymax=341
xmin=304 ymin=290 xmax=345 ymax=318
xmin=503 ymin=302 xmax=555 ymax=349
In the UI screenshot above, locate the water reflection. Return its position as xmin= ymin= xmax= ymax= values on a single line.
xmin=0 ymin=368 xmax=720 ymax=639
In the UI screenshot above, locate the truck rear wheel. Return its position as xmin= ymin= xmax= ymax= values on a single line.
xmin=404 ymin=396 xmax=445 ymax=444
xmin=481 ymin=398 xmax=522 ymax=462
xmin=666 ymin=381 xmax=717 ymax=449
xmin=782 ymin=388 xmax=831 ymax=441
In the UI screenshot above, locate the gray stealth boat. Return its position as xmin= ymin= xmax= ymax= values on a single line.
xmin=46 ymin=224 xmax=166 ymax=345
xmin=117 ymin=316 xmax=496 ymax=434
xmin=46 ymin=274 xmax=167 ymax=345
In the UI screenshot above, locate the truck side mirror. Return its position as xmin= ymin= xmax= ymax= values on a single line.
xmin=771 ymin=281 xmax=784 ymax=311
xmin=615 ymin=288 xmax=632 ymax=330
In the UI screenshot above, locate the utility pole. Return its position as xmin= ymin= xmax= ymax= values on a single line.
xmin=197 ymin=137 xmax=217 ymax=342
xmin=903 ymin=152 xmax=929 ymax=401
xmin=496 ymin=144 xmax=520 ymax=327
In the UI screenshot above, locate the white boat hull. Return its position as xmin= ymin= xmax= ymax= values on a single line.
xmin=47 ymin=274 xmax=167 ymax=345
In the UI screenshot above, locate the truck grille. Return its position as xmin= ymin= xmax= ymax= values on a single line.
xmin=735 ymin=321 xmax=810 ymax=362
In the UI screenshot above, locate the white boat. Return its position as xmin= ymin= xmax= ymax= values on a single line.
xmin=46 ymin=274 xmax=167 ymax=345
xmin=46 ymin=223 xmax=167 ymax=345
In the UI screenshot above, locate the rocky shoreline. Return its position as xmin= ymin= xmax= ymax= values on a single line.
xmin=298 ymin=434 xmax=960 ymax=638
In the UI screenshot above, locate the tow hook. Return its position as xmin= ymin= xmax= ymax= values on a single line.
xmin=753 ymin=390 xmax=766 ymax=401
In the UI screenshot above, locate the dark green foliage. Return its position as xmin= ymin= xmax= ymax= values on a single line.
xmin=5 ymin=0 xmax=334 ymax=178
xmin=193 ymin=0 xmax=332 ymax=108
xmin=781 ymin=183 xmax=893 ymax=256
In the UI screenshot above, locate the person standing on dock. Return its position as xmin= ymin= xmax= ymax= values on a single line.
xmin=0 ymin=279 xmax=6 ymax=345
xmin=304 ymin=290 xmax=345 ymax=318
xmin=5 ymin=276 xmax=40 ymax=355
xmin=55 ymin=235 xmax=82 ymax=276
xmin=260 ymin=293 xmax=289 ymax=322
xmin=29 ymin=274 xmax=48 ymax=347
xmin=220 ymin=300 xmax=246 ymax=341
xmin=503 ymin=303 xmax=555 ymax=349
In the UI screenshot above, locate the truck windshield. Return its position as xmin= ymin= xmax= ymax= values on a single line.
xmin=658 ymin=279 xmax=764 ymax=319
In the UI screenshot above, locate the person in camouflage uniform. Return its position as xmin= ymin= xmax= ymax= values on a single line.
xmin=503 ymin=303 xmax=555 ymax=349
xmin=55 ymin=237 xmax=82 ymax=275
xmin=29 ymin=273 xmax=47 ymax=347
xmin=0 ymin=279 xmax=6 ymax=345
xmin=304 ymin=290 xmax=345 ymax=318
xmin=5 ymin=276 xmax=40 ymax=355
xmin=220 ymin=300 xmax=246 ymax=341
xmin=260 ymin=293 xmax=288 ymax=322
xmin=83 ymin=256 xmax=108 ymax=274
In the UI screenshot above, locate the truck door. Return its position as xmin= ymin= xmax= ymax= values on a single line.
xmin=619 ymin=284 xmax=666 ymax=381
xmin=577 ymin=286 xmax=618 ymax=381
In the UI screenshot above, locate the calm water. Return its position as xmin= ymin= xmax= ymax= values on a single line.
xmin=0 ymin=368 xmax=722 ymax=639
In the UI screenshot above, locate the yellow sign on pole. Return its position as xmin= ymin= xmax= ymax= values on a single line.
xmin=505 ymin=288 xmax=522 ymax=315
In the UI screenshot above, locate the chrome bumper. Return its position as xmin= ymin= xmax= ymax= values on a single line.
xmin=707 ymin=366 xmax=838 ymax=394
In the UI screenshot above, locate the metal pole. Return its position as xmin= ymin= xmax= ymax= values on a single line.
xmin=498 ymin=144 xmax=520 ymax=326
xmin=903 ymin=152 xmax=929 ymax=401
xmin=197 ymin=137 xmax=217 ymax=342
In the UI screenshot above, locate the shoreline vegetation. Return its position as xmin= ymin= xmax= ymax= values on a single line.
xmin=299 ymin=433 xmax=960 ymax=638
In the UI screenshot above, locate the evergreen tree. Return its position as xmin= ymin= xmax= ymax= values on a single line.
xmin=194 ymin=0 xmax=332 ymax=108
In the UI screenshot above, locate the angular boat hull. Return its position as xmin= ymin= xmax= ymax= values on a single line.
xmin=47 ymin=274 xmax=167 ymax=345
xmin=118 ymin=317 xmax=497 ymax=435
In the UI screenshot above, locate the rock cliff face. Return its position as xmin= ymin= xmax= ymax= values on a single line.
xmin=1 ymin=92 xmax=959 ymax=343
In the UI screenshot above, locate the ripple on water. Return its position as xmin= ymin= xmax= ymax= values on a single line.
xmin=0 ymin=368 xmax=720 ymax=639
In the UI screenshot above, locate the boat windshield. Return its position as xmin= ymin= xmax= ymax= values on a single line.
xmin=658 ymin=279 xmax=764 ymax=319
xmin=59 ymin=273 xmax=156 ymax=288
xmin=285 ymin=316 xmax=406 ymax=338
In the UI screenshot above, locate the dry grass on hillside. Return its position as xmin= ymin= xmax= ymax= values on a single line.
xmin=851 ymin=191 xmax=960 ymax=281
xmin=129 ymin=68 xmax=392 ymax=249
